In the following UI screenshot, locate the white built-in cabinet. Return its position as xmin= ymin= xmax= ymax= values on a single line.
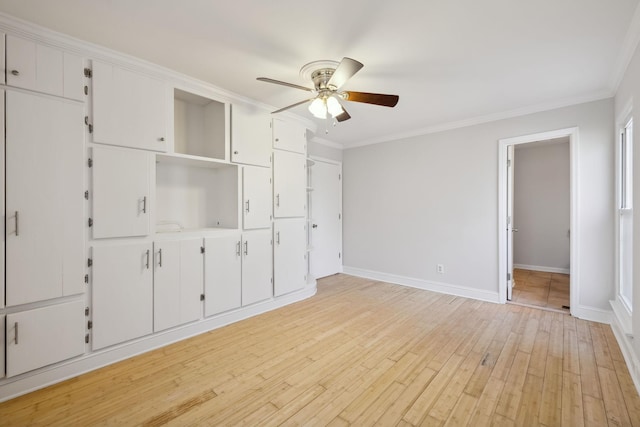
xmin=0 ymin=20 xmax=315 ymax=395
xmin=5 ymin=90 xmax=85 ymax=306
xmin=231 ymin=103 xmax=272 ymax=167
xmin=92 ymin=60 xmax=167 ymax=152
xmin=272 ymin=118 xmax=307 ymax=153
xmin=204 ymin=233 xmax=242 ymax=316
xmin=274 ymin=218 xmax=307 ymax=296
xmin=273 ymin=150 xmax=307 ymax=218
xmin=92 ymin=242 xmax=153 ymax=350
xmin=153 ymin=238 xmax=203 ymax=332
xmin=6 ymin=300 xmax=85 ymax=377
xmin=6 ymin=34 xmax=84 ymax=100
xmin=243 ymin=166 xmax=272 ymax=229
xmin=92 ymin=146 xmax=151 ymax=239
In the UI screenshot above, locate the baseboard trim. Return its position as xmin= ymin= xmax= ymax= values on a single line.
xmin=0 ymin=284 xmax=317 ymax=403
xmin=610 ymin=310 xmax=640 ymax=395
xmin=514 ymin=264 xmax=570 ymax=274
xmin=343 ymin=266 xmax=501 ymax=304
xmin=570 ymin=304 xmax=612 ymax=324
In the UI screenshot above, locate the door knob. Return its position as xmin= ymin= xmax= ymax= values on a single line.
xmin=512 ymin=228 xmax=518 ymax=232
xmin=312 ymin=224 xmax=318 ymax=228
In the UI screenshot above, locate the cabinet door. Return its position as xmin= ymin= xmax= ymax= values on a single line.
xmin=230 ymin=103 xmax=271 ymax=167
xmin=0 ymin=314 xmax=4 ymax=378
xmin=274 ymin=219 xmax=307 ymax=296
xmin=7 ymin=35 xmax=63 ymax=96
xmin=154 ymin=239 xmax=203 ymax=332
xmin=6 ymin=91 xmax=84 ymax=306
xmin=6 ymin=300 xmax=85 ymax=377
xmin=242 ymin=229 xmax=273 ymax=306
xmin=272 ymin=118 xmax=307 ymax=153
xmin=273 ymin=150 xmax=306 ymax=218
xmin=92 ymin=243 xmax=153 ymax=350
xmin=92 ymin=61 xmax=167 ymax=152
xmin=92 ymin=146 xmax=150 ymax=238
xmin=204 ymin=233 xmax=242 ymax=316
xmin=243 ymin=166 xmax=272 ymax=229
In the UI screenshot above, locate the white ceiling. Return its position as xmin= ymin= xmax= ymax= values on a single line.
xmin=1 ymin=0 xmax=638 ymax=148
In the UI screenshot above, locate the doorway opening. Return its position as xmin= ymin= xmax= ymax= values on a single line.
xmin=498 ymin=128 xmax=578 ymax=315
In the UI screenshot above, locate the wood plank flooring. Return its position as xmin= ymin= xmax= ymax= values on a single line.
xmin=1 ymin=274 xmax=639 ymax=426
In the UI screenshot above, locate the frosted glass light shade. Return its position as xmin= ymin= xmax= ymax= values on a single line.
xmin=326 ymin=96 xmax=344 ymax=117
xmin=308 ymin=98 xmax=327 ymax=119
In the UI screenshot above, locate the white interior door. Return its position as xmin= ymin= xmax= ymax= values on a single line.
xmin=309 ymin=160 xmax=342 ymax=279
xmin=507 ymin=145 xmax=515 ymax=301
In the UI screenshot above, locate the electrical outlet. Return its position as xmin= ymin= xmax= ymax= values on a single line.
xmin=437 ymin=264 xmax=445 ymax=274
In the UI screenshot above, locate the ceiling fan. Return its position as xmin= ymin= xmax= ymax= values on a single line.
xmin=257 ymin=57 xmax=399 ymax=122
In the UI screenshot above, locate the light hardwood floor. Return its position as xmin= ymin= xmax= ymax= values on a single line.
xmin=512 ymin=268 xmax=570 ymax=312
xmin=1 ymin=274 xmax=639 ymax=426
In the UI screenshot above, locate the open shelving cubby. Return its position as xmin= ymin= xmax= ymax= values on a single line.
xmin=173 ymin=88 xmax=227 ymax=160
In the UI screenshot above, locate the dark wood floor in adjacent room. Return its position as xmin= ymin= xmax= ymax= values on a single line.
xmin=1 ymin=274 xmax=639 ymax=426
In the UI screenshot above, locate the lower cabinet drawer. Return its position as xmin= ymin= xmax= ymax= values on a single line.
xmin=6 ymin=300 xmax=85 ymax=377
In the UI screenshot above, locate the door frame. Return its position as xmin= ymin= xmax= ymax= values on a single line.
xmin=309 ymin=156 xmax=343 ymax=278
xmin=497 ymin=127 xmax=579 ymax=314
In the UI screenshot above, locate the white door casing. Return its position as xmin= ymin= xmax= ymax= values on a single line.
xmin=507 ymin=145 xmax=514 ymax=301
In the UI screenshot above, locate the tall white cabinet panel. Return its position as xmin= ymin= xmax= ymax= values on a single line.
xmin=6 ymin=90 xmax=84 ymax=306
xmin=243 ymin=166 xmax=272 ymax=229
xmin=273 ymin=150 xmax=306 ymax=218
xmin=6 ymin=300 xmax=85 ymax=377
xmin=242 ymin=230 xmax=273 ymax=306
xmin=92 ymin=146 xmax=150 ymax=238
xmin=204 ymin=233 xmax=242 ymax=316
xmin=230 ymin=103 xmax=271 ymax=167
xmin=0 ymin=89 xmax=4 ymax=309
xmin=274 ymin=219 xmax=307 ymax=296
xmin=154 ymin=238 xmax=203 ymax=332
xmin=92 ymin=61 xmax=167 ymax=152
xmin=1 ymin=315 xmax=5 ymax=378
xmin=272 ymin=118 xmax=306 ymax=153
xmin=92 ymin=243 xmax=153 ymax=350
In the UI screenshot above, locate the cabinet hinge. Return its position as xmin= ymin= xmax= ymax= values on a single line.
xmin=84 ymin=85 xmax=88 ymax=96
xmin=85 ymin=307 xmax=90 ymax=316
xmin=88 ymin=218 xmax=93 ymax=227
xmin=85 ymin=334 xmax=90 ymax=344
xmin=200 ymin=246 xmax=205 ymax=254
xmin=339 ymin=174 xmax=341 ymax=180
xmin=84 ymin=67 xmax=92 ymax=78
xmin=87 ymin=158 xmax=93 ymax=168
xmin=87 ymin=258 xmax=93 ymax=267
xmin=84 ymin=116 xmax=93 ymax=133
xmin=270 ymin=277 xmax=273 ymax=284
xmin=200 ymin=294 xmax=205 ymax=301
xmin=338 ymin=213 xmax=341 ymax=220
xmin=84 ymin=274 xmax=89 ymax=284
xmin=84 ymin=190 xmax=89 ymax=200
xmin=507 ymin=273 xmax=511 ymax=281
xmin=339 ymin=252 xmax=341 ymax=259
xmin=87 ymin=320 xmax=93 ymax=330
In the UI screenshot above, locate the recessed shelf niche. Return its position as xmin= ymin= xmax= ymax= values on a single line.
xmin=174 ymin=89 xmax=227 ymax=160
xmin=155 ymin=155 xmax=239 ymax=233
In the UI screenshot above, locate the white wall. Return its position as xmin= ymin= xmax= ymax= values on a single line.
xmin=513 ymin=141 xmax=570 ymax=271
xmin=308 ymin=140 xmax=343 ymax=162
xmin=343 ymin=98 xmax=614 ymax=311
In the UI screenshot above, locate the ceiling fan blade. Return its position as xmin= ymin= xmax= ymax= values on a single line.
xmin=327 ymin=57 xmax=364 ymax=90
xmin=343 ymin=91 xmax=399 ymax=107
xmin=271 ymin=98 xmax=315 ymax=114
xmin=335 ymin=108 xmax=351 ymax=122
xmin=257 ymin=77 xmax=313 ymax=92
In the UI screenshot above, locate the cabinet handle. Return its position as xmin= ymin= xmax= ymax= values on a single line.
xmin=276 ymin=194 xmax=280 ymax=207
xmin=233 ymin=151 xmax=239 ymax=155
xmin=142 ymin=196 xmax=147 ymax=214
xmin=159 ymin=137 xmax=165 ymax=142
xmin=236 ymin=241 xmax=241 ymax=256
xmin=245 ymin=200 xmax=250 ymax=213
xmin=158 ymin=248 xmax=162 ymax=267
xmin=276 ymin=231 xmax=280 ymax=245
xmin=244 ymin=241 xmax=248 ymax=256
xmin=14 ymin=211 xmax=19 ymax=236
xmin=11 ymin=69 xmax=19 ymax=76
xmin=14 ymin=322 xmax=18 ymax=344
xmin=146 ymin=249 xmax=150 ymax=269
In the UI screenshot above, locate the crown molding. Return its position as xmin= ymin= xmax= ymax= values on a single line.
xmin=309 ymin=136 xmax=344 ymax=150
xmin=343 ymin=89 xmax=612 ymax=149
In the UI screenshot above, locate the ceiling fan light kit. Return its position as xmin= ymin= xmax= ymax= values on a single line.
xmin=257 ymin=57 xmax=399 ymax=122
